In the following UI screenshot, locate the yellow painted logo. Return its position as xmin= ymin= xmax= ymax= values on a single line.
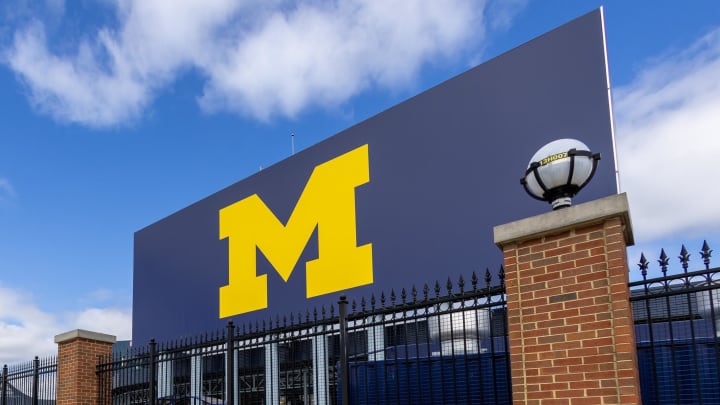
xmin=218 ymin=144 xmax=373 ymax=318
xmin=539 ymin=151 xmax=568 ymax=166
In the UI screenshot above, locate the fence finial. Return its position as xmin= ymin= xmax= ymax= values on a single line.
xmin=639 ymin=253 xmax=649 ymax=280
xmin=658 ymin=249 xmax=669 ymax=276
xmin=701 ymin=240 xmax=713 ymax=270
xmin=679 ymin=245 xmax=690 ymax=273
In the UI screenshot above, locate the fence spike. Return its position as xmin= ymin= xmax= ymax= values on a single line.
xmin=434 ymin=280 xmax=441 ymax=298
xmin=499 ymin=265 xmax=505 ymax=288
xmin=471 ymin=271 xmax=478 ymax=291
xmin=639 ymin=253 xmax=649 ymax=280
xmin=330 ymin=304 xmax=335 ymax=318
xmin=485 ymin=268 xmax=492 ymax=288
xmin=658 ymin=249 xmax=669 ymax=276
xmin=423 ymin=283 xmax=429 ymax=301
xmin=352 ymin=299 xmax=357 ymax=313
xmin=381 ymin=291 xmax=386 ymax=307
xmin=412 ymin=285 xmax=418 ymax=303
xmin=401 ymin=288 xmax=407 ymax=304
xmin=321 ymin=305 xmax=326 ymax=319
xmin=446 ymin=277 xmax=453 ymax=295
xmin=458 ymin=275 xmax=465 ymax=294
xmin=370 ymin=294 xmax=376 ymax=310
xmin=390 ymin=289 xmax=396 ymax=305
xmin=701 ymin=240 xmax=713 ymax=270
xmin=679 ymin=245 xmax=690 ymax=272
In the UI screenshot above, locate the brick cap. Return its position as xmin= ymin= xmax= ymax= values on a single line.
xmin=54 ymin=329 xmax=116 ymax=344
xmin=493 ymin=193 xmax=634 ymax=247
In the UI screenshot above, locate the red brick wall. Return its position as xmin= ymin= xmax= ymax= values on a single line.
xmin=56 ymin=337 xmax=113 ymax=405
xmin=501 ymin=217 xmax=640 ymax=404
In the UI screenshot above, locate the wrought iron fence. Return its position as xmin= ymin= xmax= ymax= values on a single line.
xmin=0 ymin=356 xmax=57 ymax=405
xmin=630 ymin=241 xmax=720 ymax=405
xmin=98 ymin=269 xmax=510 ymax=405
xmin=10 ymin=242 xmax=720 ymax=405
xmin=341 ymin=271 xmax=510 ymax=405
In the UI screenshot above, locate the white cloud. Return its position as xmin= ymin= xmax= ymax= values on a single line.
xmin=3 ymin=0 xmax=503 ymax=127
xmin=0 ymin=285 xmax=57 ymax=363
xmin=71 ymin=307 xmax=132 ymax=340
xmin=198 ymin=1 xmax=484 ymax=119
xmin=0 ymin=282 xmax=131 ymax=365
xmin=614 ymin=27 xmax=720 ymax=243
xmin=6 ymin=22 xmax=151 ymax=127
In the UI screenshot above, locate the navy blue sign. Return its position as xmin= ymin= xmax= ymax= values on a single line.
xmin=133 ymin=9 xmax=617 ymax=344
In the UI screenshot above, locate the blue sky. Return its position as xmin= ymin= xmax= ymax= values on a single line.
xmin=1 ymin=0 xmax=719 ymax=363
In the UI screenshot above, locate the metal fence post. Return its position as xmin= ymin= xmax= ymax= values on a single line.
xmin=226 ymin=321 xmax=235 ymax=405
xmin=149 ymin=339 xmax=157 ymax=405
xmin=32 ymin=356 xmax=39 ymax=405
xmin=1 ymin=364 xmax=7 ymax=405
xmin=338 ymin=295 xmax=350 ymax=405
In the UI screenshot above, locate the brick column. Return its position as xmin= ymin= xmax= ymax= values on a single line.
xmin=494 ymin=193 xmax=640 ymax=405
xmin=55 ymin=329 xmax=116 ymax=405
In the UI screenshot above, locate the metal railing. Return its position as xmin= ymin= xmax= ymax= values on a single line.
xmin=341 ymin=271 xmax=510 ymax=405
xmin=630 ymin=241 xmax=720 ymax=405
xmin=98 ymin=269 xmax=510 ymax=405
xmin=0 ymin=357 xmax=57 ymax=405
xmin=9 ymin=241 xmax=720 ymax=404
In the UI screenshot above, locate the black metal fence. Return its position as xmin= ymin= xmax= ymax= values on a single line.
xmin=630 ymin=241 xmax=720 ymax=405
xmin=98 ymin=269 xmax=510 ymax=405
xmin=8 ymin=242 xmax=720 ymax=405
xmin=0 ymin=357 xmax=57 ymax=405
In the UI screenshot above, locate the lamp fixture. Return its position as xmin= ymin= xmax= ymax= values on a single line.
xmin=521 ymin=138 xmax=600 ymax=210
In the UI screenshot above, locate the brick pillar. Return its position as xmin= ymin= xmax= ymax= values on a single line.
xmin=494 ymin=193 xmax=641 ymax=405
xmin=55 ymin=329 xmax=116 ymax=405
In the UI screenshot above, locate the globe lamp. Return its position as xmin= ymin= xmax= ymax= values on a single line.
xmin=521 ymin=139 xmax=600 ymax=210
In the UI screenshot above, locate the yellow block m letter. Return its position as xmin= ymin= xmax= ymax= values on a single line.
xmin=219 ymin=144 xmax=373 ymax=318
